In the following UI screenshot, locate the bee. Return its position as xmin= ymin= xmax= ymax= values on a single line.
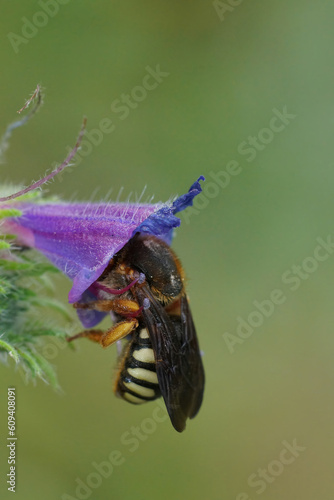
xmin=67 ymin=233 xmax=204 ymax=432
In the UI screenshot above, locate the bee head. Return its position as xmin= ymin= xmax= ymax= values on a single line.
xmin=125 ymin=233 xmax=185 ymax=304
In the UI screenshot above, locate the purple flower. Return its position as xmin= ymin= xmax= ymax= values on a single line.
xmin=2 ymin=176 xmax=204 ymax=326
xmin=1 ymin=111 xmax=204 ymax=327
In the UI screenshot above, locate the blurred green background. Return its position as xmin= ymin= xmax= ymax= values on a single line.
xmin=1 ymin=1 xmax=334 ymax=499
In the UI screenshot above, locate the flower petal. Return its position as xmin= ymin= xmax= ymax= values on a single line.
xmin=3 ymin=177 xmax=204 ymax=315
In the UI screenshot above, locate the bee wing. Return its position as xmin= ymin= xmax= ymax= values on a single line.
xmin=135 ymin=286 xmax=204 ymax=432
xmin=179 ymin=293 xmax=205 ymax=419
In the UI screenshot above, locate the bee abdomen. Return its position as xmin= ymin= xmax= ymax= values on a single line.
xmin=114 ymin=328 xmax=160 ymax=405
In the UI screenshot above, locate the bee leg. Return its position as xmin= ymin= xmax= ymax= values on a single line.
xmin=100 ymin=319 xmax=138 ymax=347
xmin=66 ymin=319 xmax=138 ymax=348
xmin=67 ymin=330 xmax=105 ymax=344
xmin=73 ymin=298 xmax=140 ymax=315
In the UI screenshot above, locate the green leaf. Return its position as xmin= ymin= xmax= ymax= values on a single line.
xmin=0 ymin=339 xmax=20 ymax=363
xmin=0 ymin=247 xmax=72 ymax=388
xmin=16 ymin=347 xmax=44 ymax=379
xmin=0 ymin=259 xmax=59 ymax=276
xmin=0 ymin=208 xmax=22 ymax=219
xmin=0 ymin=240 xmax=11 ymax=249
